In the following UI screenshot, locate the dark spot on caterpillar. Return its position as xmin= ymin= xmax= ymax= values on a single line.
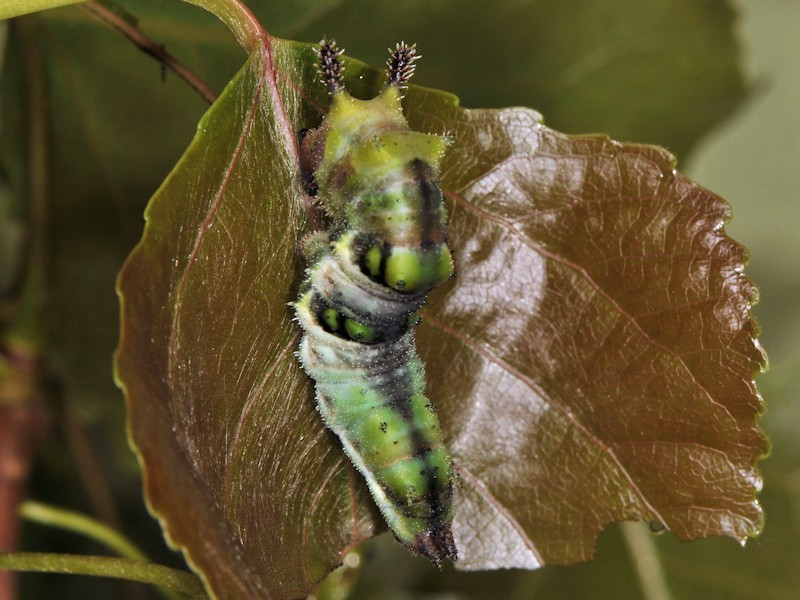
xmin=379 ymin=422 xmax=388 ymax=433
xmin=310 ymin=294 xmax=324 ymax=312
xmin=412 ymin=446 xmax=432 ymax=459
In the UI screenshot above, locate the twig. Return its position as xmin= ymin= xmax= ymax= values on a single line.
xmin=80 ymin=1 xmax=217 ymax=105
xmin=19 ymin=501 xmax=147 ymax=563
xmin=620 ymin=521 xmax=674 ymax=600
xmin=19 ymin=501 xmax=184 ymax=600
xmin=57 ymin=387 xmax=125 ymax=535
xmin=0 ymin=552 xmax=207 ymax=598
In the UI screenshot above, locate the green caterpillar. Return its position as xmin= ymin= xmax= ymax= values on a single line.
xmin=293 ymin=40 xmax=457 ymax=566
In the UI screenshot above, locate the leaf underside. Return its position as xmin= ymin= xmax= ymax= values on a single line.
xmin=116 ymin=37 xmax=766 ymax=600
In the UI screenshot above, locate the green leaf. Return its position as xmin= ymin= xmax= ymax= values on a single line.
xmin=116 ymin=34 xmax=766 ymax=600
xmin=0 ymin=0 xmax=85 ymax=20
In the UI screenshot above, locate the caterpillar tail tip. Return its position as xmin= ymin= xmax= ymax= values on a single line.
xmin=411 ymin=524 xmax=458 ymax=569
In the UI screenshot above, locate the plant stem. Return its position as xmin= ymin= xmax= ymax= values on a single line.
xmin=19 ymin=501 xmax=147 ymax=562
xmin=0 ymin=552 xmax=207 ymax=597
xmin=620 ymin=521 xmax=673 ymax=600
xmin=57 ymin=391 xmax=127 ymax=541
xmin=0 ymin=403 xmax=50 ymax=600
xmin=81 ymin=2 xmax=217 ymax=105
xmin=20 ymin=501 xmax=189 ymax=600
xmin=180 ymin=0 xmax=266 ymax=54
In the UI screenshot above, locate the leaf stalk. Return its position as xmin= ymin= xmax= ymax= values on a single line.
xmin=0 ymin=552 xmax=207 ymax=598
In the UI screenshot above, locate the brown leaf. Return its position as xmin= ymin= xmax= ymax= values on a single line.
xmin=116 ymin=38 xmax=766 ymax=599
xmin=413 ymin=101 xmax=768 ymax=567
xmin=116 ymin=41 xmax=380 ymax=599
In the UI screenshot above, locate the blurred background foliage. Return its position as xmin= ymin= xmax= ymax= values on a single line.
xmin=0 ymin=0 xmax=797 ymax=598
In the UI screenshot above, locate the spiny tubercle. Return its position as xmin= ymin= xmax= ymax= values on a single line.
xmin=317 ymin=38 xmax=345 ymax=95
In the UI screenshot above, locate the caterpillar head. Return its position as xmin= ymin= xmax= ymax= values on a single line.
xmin=300 ymin=40 xmax=426 ymax=195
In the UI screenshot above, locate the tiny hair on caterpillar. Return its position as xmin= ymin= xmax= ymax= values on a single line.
xmin=292 ymin=39 xmax=458 ymax=567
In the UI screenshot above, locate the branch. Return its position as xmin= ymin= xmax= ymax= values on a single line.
xmin=0 ymin=552 xmax=207 ymax=598
xmin=81 ymin=1 xmax=217 ymax=105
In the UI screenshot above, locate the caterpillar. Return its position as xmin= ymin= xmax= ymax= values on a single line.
xmin=292 ymin=40 xmax=458 ymax=567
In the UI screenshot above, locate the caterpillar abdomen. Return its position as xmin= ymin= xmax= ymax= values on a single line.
xmin=294 ymin=41 xmax=457 ymax=566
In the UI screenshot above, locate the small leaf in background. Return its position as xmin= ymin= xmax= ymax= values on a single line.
xmin=116 ymin=33 xmax=766 ymax=599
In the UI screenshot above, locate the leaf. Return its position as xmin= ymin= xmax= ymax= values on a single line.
xmin=116 ymin=34 xmax=766 ymax=600
xmin=413 ymin=101 xmax=767 ymax=568
xmin=2 ymin=0 xmax=748 ymax=427
xmin=117 ymin=41 xmax=374 ymax=600
xmin=644 ymin=360 xmax=800 ymax=599
xmin=0 ymin=0 xmax=85 ymax=20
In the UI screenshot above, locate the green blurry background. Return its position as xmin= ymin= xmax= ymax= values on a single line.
xmin=1 ymin=0 xmax=797 ymax=598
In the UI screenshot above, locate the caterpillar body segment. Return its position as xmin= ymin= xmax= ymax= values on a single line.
xmin=293 ymin=40 xmax=457 ymax=566
xmin=300 ymin=59 xmax=454 ymax=295
xmin=295 ymin=289 xmax=456 ymax=563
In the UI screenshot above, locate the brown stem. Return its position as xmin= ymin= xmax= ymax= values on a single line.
xmin=80 ymin=1 xmax=218 ymax=105
xmin=0 ymin=352 xmax=51 ymax=600
xmin=58 ymin=392 xmax=124 ymax=534
xmin=0 ymin=16 xmax=54 ymax=599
